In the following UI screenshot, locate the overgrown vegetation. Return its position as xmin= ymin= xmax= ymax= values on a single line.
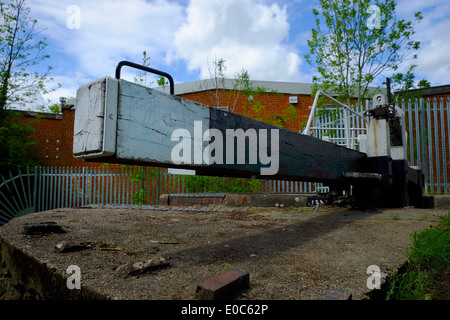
xmin=386 ymin=213 xmax=450 ymax=300
xmin=0 ymin=111 xmax=40 ymax=175
xmin=182 ymin=175 xmax=261 ymax=194
xmin=128 ymin=166 xmax=159 ymax=205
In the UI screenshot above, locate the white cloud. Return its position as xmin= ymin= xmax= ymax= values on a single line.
xmin=414 ymin=20 xmax=450 ymax=85
xmin=396 ymin=0 xmax=450 ymax=85
xmin=173 ymin=0 xmax=305 ymax=82
xmin=27 ymin=0 xmax=185 ymax=80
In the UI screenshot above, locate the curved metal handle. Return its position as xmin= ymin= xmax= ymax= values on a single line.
xmin=115 ymin=60 xmax=175 ymax=95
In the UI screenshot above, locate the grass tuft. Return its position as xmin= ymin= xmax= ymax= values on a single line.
xmin=386 ymin=213 xmax=449 ymax=300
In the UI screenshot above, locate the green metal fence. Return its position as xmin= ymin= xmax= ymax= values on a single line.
xmin=0 ymin=166 xmax=316 ymax=225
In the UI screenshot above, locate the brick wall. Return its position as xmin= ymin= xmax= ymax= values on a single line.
xmin=16 ymin=108 xmax=106 ymax=168
xmin=180 ymin=89 xmax=314 ymax=133
xmin=15 ymin=111 xmax=64 ymax=167
xmin=159 ymin=193 xmax=225 ymax=206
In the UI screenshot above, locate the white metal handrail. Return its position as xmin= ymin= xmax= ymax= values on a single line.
xmin=302 ymin=90 xmax=369 ymax=148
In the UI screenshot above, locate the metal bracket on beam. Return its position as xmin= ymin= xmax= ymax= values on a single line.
xmin=115 ymin=60 xmax=175 ymax=95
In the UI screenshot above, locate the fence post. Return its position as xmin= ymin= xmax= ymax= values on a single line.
xmin=447 ymin=98 xmax=450 ymax=193
xmin=33 ymin=166 xmax=38 ymax=213
xmin=414 ymin=99 xmax=421 ymax=168
xmin=440 ymin=98 xmax=447 ymax=193
xmin=81 ymin=167 xmax=86 ymax=206
xmin=157 ymin=169 xmax=162 ymax=205
xmin=433 ymin=98 xmax=440 ymax=192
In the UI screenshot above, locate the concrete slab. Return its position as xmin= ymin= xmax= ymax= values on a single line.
xmin=0 ymin=205 xmax=447 ymax=300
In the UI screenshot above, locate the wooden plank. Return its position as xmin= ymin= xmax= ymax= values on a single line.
xmin=74 ymin=78 xmax=368 ymax=184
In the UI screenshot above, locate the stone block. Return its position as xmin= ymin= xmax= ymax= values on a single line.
xmin=195 ymin=269 xmax=249 ymax=300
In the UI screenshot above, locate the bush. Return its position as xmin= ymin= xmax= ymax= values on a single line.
xmin=183 ymin=175 xmax=261 ymax=193
xmin=0 ymin=112 xmax=40 ymax=175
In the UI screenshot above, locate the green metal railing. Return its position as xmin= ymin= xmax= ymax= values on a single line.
xmin=0 ymin=166 xmax=316 ymax=225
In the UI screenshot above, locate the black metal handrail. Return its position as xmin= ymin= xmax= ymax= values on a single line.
xmin=115 ymin=60 xmax=175 ymax=95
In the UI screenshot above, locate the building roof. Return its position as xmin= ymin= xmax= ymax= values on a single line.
xmin=7 ymin=109 xmax=63 ymax=120
xmin=396 ymin=84 xmax=450 ymax=97
xmin=155 ymin=78 xmax=386 ymax=97
xmin=167 ymin=78 xmax=314 ymax=95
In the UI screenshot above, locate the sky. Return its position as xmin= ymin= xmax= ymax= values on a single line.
xmin=16 ymin=0 xmax=450 ymax=108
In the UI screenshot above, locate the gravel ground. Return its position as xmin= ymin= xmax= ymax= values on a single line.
xmin=0 ymin=204 xmax=446 ymax=300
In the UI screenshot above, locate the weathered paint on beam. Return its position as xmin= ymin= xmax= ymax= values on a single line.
xmin=74 ymin=77 xmax=368 ymax=183
xmin=73 ymin=77 xmax=118 ymax=158
xmin=115 ymin=79 xmax=210 ymax=164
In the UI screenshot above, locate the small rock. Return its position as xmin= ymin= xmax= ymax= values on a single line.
xmin=115 ymin=261 xmax=133 ymax=278
xmin=124 ymin=256 xmax=170 ymax=278
xmin=55 ymin=241 xmax=91 ymax=253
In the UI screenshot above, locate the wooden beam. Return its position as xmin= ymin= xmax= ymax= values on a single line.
xmin=74 ymin=77 xmax=368 ymax=184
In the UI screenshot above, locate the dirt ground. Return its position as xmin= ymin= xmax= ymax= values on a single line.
xmin=0 ymin=204 xmax=447 ymax=300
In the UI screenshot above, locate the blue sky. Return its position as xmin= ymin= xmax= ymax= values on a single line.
xmin=21 ymin=0 xmax=450 ymax=107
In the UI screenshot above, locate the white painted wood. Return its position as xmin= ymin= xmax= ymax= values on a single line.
xmin=168 ymin=168 xmax=196 ymax=175
xmin=73 ymin=77 xmax=118 ymax=158
xmin=366 ymin=118 xmax=390 ymax=158
xmin=357 ymin=134 xmax=367 ymax=154
xmin=103 ymin=78 xmax=118 ymax=156
xmin=115 ymin=80 xmax=210 ymax=164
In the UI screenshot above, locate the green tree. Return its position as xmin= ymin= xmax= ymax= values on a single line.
xmin=388 ymin=65 xmax=431 ymax=100
xmin=133 ymin=50 xmax=153 ymax=86
xmin=304 ymin=0 xmax=424 ymax=107
xmin=0 ymin=0 xmax=55 ymax=124
xmin=0 ymin=112 xmax=40 ymax=174
xmin=157 ymin=75 xmax=168 ymax=90
xmin=196 ymin=57 xmax=227 ymax=107
xmin=48 ymin=103 xmax=60 ymax=114
xmin=0 ymin=0 xmax=56 ymax=173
